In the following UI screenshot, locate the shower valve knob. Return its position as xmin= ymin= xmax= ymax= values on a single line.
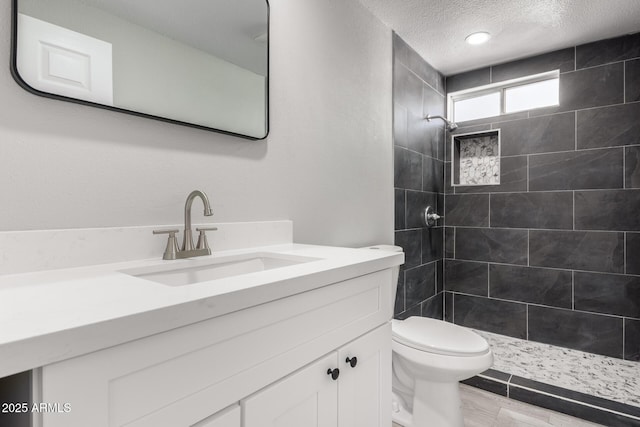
xmin=424 ymin=205 xmax=444 ymax=228
xmin=345 ymin=356 xmax=358 ymax=368
xmin=327 ymin=368 xmax=340 ymax=380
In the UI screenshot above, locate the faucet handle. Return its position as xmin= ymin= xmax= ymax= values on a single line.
xmin=195 ymin=227 xmax=217 ymax=251
xmin=153 ymin=229 xmax=180 ymax=260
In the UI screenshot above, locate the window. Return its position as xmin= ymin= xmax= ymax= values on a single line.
xmin=449 ymin=71 xmax=559 ymax=123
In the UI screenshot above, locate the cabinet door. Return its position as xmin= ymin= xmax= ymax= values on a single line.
xmin=191 ymin=404 xmax=240 ymax=427
xmin=337 ymin=324 xmax=391 ymax=427
xmin=243 ymin=353 xmax=339 ymax=427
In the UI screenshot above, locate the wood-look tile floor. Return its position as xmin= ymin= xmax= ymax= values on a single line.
xmin=392 ymin=384 xmax=603 ymax=427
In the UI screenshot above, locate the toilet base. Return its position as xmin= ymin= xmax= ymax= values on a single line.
xmin=392 ymin=382 xmax=463 ymax=427
xmin=391 ymin=391 xmax=413 ymax=427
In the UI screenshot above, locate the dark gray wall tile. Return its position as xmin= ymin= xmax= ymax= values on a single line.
xmin=574 ymin=272 xmax=640 ymax=318
xmin=394 ymin=61 xmax=423 ymax=114
xmin=446 ymin=68 xmax=491 ymax=93
xmin=490 ymin=192 xmax=573 ymax=229
xmin=444 ymin=291 xmax=454 ymax=322
xmin=455 ymin=228 xmax=528 ymax=265
xmin=444 ymin=227 xmax=455 ymax=258
xmin=492 ymin=48 xmax=574 ymax=82
xmin=627 ymin=59 xmax=640 ymax=102
xmin=445 ymin=259 xmax=488 ymax=296
xmin=405 ymin=263 xmax=436 ymax=307
xmin=394 ymin=147 xmax=422 ymax=190
xmin=407 ymin=110 xmax=438 ymax=158
xmin=444 ymin=162 xmax=453 ymax=193
xmin=530 ymin=230 xmax=624 ymax=273
xmin=423 ymin=84 xmax=445 ymax=117
xmin=422 ymin=227 xmax=443 ymax=263
xmin=575 ymin=189 xmax=640 ymax=231
xmin=394 ymin=267 xmax=405 ymax=316
xmin=559 ymin=63 xmax=624 ymax=111
xmin=627 ymin=233 xmax=640 ymax=275
xmin=437 ymin=260 xmax=444 ymax=293
xmin=461 ymin=375 xmax=508 ymax=397
xmin=577 ymin=103 xmax=640 ymax=149
xmin=395 ymin=229 xmax=422 ymax=268
xmin=625 ymin=146 xmax=640 ymax=189
xmin=509 ymin=386 xmax=638 ymax=427
xmin=489 ymin=265 xmax=572 ymax=308
xmin=528 ymin=306 xmax=623 ymax=358
xmin=394 ymin=189 xmax=405 ymax=230
xmin=576 ymin=33 xmax=640 ymax=69
xmin=529 ymin=148 xmax=623 ymax=191
xmin=509 ymin=376 xmax=640 ymax=418
xmin=499 ymin=113 xmax=575 ymax=156
xmin=421 ymin=293 xmax=443 ymax=320
xmin=396 ymin=304 xmax=421 ymax=320
xmin=424 ymin=159 xmax=444 ymax=193
xmin=393 ymin=33 xmax=442 ymax=93
xmin=455 ymin=112 xmax=528 ymax=127
xmin=445 ymin=194 xmax=489 ymax=227
xmin=455 ymin=156 xmax=528 ymax=193
xmin=454 ymin=294 xmax=527 ymax=339
xmin=393 ymin=103 xmax=408 ymax=148
xmin=406 ymin=191 xmax=437 ymax=229
xmin=625 ymin=319 xmax=640 ymax=361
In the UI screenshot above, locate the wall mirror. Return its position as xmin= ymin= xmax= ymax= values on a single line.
xmin=11 ymin=0 xmax=269 ymax=140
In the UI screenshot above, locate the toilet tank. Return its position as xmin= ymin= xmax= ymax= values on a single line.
xmin=363 ymin=245 xmax=404 ymax=310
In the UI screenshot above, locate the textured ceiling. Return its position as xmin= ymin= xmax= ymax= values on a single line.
xmin=358 ymin=0 xmax=640 ymax=75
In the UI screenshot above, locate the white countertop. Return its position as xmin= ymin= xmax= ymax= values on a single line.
xmin=0 ymin=243 xmax=403 ymax=378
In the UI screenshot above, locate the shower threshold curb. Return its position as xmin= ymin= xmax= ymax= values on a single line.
xmin=462 ymin=369 xmax=640 ymax=427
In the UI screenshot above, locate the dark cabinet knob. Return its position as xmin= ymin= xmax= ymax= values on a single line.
xmin=345 ymin=356 xmax=358 ymax=368
xmin=327 ymin=368 xmax=340 ymax=380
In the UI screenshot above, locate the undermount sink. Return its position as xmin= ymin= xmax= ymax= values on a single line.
xmin=121 ymin=252 xmax=320 ymax=287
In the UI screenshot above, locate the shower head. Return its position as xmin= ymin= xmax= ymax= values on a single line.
xmin=425 ymin=114 xmax=458 ymax=132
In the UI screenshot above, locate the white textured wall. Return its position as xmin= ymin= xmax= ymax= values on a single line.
xmin=0 ymin=0 xmax=393 ymax=247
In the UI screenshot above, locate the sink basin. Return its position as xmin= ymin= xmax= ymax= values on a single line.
xmin=121 ymin=252 xmax=320 ymax=286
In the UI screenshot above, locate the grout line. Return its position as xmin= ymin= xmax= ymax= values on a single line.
xmin=623 ymin=319 xmax=626 ymax=359
xmin=526 ymin=155 xmax=530 ymax=192
xmin=573 ymin=191 xmax=576 ymax=231
xmin=573 ymin=46 xmax=577 ymax=71
xmin=508 ymin=383 xmax=640 ymax=422
xmin=526 ymin=304 xmax=529 ymax=340
xmin=624 ymin=147 xmax=627 ymax=189
xmin=447 ymin=290 xmax=634 ymax=319
xmin=487 ymin=263 xmax=490 ymax=297
xmin=574 ymin=111 xmax=578 ymax=150
xmin=623 ymin=60 xmax=626 ymax=104
xmin=488 ymin=194 xmax=491 ymax=227
xmin=572 ymin=271 xmax=575 ymax=310
xmin=527 ymin=230 xmax=530 ymax=267
xmin=624 ymin=232 xmax=627 ymax=274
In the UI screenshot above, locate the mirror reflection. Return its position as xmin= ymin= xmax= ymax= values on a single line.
xmin=13 ymin=0 xmax=269 ymax=139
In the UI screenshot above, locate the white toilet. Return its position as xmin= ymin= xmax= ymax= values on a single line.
xmin=368 ymin=245 xmax=493 ymax=427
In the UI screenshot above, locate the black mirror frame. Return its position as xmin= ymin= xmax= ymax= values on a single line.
xmin=9 ymin=0 xmax=269 ymax=141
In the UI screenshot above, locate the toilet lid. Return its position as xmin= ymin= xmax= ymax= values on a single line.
xmin=392 ymin=317 xmax=490 ymax=357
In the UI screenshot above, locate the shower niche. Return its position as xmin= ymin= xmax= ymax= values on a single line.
xmin=451 ymin=129 xmax=501 ymax=186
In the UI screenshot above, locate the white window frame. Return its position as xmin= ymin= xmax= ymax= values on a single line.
xmin=447 ymin=70 xmax=560 ymax=123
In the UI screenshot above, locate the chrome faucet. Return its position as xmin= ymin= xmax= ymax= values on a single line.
xmin=153 ymin=190 xmax=217 ymax=260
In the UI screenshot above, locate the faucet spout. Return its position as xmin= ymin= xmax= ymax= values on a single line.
xmin=182 ymin=190 xmax=213 ymax=251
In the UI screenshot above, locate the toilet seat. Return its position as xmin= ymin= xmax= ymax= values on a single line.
xmin=392 ymin=317 xmax=489 ymax=357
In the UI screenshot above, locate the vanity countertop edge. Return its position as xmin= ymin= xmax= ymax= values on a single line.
xmin=0 ymin=243 xmax=403 ymax=378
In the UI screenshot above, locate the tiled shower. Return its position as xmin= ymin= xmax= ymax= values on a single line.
xmin=393 ymin=30 xmax=640 ymax=423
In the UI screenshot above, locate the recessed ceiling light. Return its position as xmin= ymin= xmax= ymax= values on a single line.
xmin=465 ymin=32 xmax=491 ymax=45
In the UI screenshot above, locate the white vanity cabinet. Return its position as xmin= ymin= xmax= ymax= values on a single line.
xmin=38 ymin=269 xmax=393 ymax=427
xmin=243 ymin=324 xmax=390 ymax=427
xmin=192 ymin=405 xmax=241 ymax=427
